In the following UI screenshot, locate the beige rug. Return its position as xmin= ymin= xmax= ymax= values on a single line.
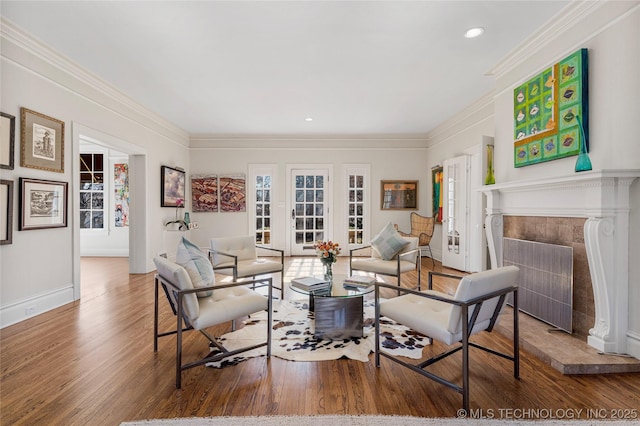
xmin=122 ymin=415 xmax=636 ymax=425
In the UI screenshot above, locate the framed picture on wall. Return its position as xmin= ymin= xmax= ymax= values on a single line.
xmin=19 ymin=178 xmax=68 ymax=230
xmin=20 ymin=108 xmax=65 ymax=173
xmin=1 ymin=112 xmax=16 ymax=170
xmin=1 ymin=179 xmax=13 ymax=244
xmin=380 ymin=180 xmax=418 ymax=210
xmin=431 ymin=166 xmax=443 ymax=223
xmin=161 ymin=165 xmax=186 ymax=207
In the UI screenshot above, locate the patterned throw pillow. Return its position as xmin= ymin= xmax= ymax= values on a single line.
xmin=371 ymin=222 xmax=410 ymax=260
xmin=176 ymin=236 xmax=215 ymax=297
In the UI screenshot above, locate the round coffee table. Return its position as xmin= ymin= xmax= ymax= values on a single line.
xmin=290 ymin=274 xmax=375 ymax=339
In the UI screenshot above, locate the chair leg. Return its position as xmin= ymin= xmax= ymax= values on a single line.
xmin=514 ymin=289 xmax=520 ymax=379
xmin=176 ymin=296 xmax=184 ymax=389
xmin=461 ymin=305 xmax=470 ymax=413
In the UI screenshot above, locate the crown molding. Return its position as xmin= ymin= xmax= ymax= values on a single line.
xmin=1 ymin=17 xmax=189 ymax=142
xmin=486 ymin=0 xmax=607 ymax=79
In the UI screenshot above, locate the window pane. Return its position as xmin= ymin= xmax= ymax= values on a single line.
xmin=93 ymin=154 xmax=104 ymax=171
xmin=316 ymin=218 xmax=324 ymax=230
xmin=80 ymin=211 xmax=91 ymax=228
xmin=256 ymin=175 xmax=263 ymax=187
xmin=305 ymin=190 xmax=314 ymax=202
xmin=305 ymin=218 xmax=313 ymax=230
xmin=264 ymin=175 xmax=271 ymax=188
xmin=264 ymin=189 xmax=270 ymax=202
xmin=256 ymin=218 xmax=263 ymax=229
xmin=356 ymin=176 xmax=363 ymax=188
xmin=296 ymin=218 xmax=304 ymax=230
xmin=295 ymin=204 xmax=304 ymax=216
xmin=305 ymin=232 xmax=314 ymax=243
xmin=296 ymin=176 xmax=304 ymax=188
xmin=80 ymin=173 xmax=93 ymax=190
xmin=80 ymin=192 xmax=91 ymax=209
xmin=315 ymin=176 xmax=324 ymax=188
xmin=256 ymin=190 xmax=263 ymax=202
xmin=315 ymin=204 xmax=323 ymax=216
xmin=315 ymin=190 xmax=323 ymax=202
xmin=80 ymin=154 xmax=92 ymax=172
xmin=305 ymin=175 xmax=314 ymax=188
xmin=296 ymin=190 xmax=304 ymax=202
xmin=264 ymin=204 xmax=270 ymax=216
xmin=305 ymin=204 xmax=314 ymax=216
xmin=92 ymin=211 xmax=104 ymax=228
xmin=256 ymin=204 xmax=263 ymax=216
xmin=91 ymin=192 xmax=104 ymax=209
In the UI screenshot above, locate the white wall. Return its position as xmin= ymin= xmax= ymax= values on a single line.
xmin=425 ymin=2 xmax=640 ymax=357
xmin=0 ymin=20 xmax=190 ymax=327
xmin=187 ymin=137 xmax=428 ymax=253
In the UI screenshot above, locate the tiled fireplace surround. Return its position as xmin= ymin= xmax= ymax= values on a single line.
xmin=480 ymin=170 xmax=639 ymax=359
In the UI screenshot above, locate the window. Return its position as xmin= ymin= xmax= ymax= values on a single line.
xmin=255 ymin=173 xmax=272 ymax=244
xmin=79 ymin=153 xmax=105 ymax=229
xmin=345 ymin=165 xmax=370 ymax=246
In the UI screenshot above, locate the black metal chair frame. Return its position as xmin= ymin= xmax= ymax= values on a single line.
xmin=374 ymin=271 xmax=519 ymax=412
xmin=209 ymin=245 xmax=285 ymax=296
xmin=349 ymin=245 xmax=422 ymax=293
xmin=154 ymin=273 xmax=273 ymax=388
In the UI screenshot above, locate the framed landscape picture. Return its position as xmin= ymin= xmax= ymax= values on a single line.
xmin=191 ymin=174 xmax=218 ymax=212
xmin=19 ymin=178 xmax=68 ymax=230
xmin=161 ymin=165 xmax=186 ymax=207
xmin=380 ymin=180 xmax=418 ymax=210
xmin=20 ymin=108 xmax=65 ymax=173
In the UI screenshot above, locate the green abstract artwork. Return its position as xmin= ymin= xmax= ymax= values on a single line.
xmin=513 ymin=49 xmax=588 ymax=167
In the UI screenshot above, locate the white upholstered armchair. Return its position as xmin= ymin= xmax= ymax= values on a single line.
xmin=374 ymin=266 xmax=520 ymax=412
xmin=209 ymin=235 xmax=285 ymax=297
xmin=153 ymin=253 xmax=272 ymax=388
xmin=350 ymin=222 xmax=422 ymax=292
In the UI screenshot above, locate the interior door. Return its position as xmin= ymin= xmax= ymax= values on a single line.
xmin=442 ymin=155 xmax=469 ymax=271
xmin=290 ymin=169 xmax=330 ymax=256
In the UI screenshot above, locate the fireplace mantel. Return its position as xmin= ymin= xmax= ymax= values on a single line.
xmin=480 ymin=169 xmax=640 ymax=355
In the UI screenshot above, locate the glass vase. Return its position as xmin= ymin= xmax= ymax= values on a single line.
xmin=485 ymin=144 xmax=495 ymax=185
xmin=575 ymin=115 xmax=592 ymax=172
xmin=322 ymin=260 xmax=333 ymax=281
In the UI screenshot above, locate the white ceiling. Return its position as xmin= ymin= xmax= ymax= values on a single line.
xmin=2 ymin=1 xmax=569 ymax=136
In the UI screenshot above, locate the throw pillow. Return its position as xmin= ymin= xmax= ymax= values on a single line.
xmin=176 ymin=236 xmax=215 ymax=297
xmin=371 ymin=221 xmax=410 ymax=260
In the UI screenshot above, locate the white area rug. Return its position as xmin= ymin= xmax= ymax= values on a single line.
xmin=122 ymin=415 xmax=636 ymax=426
xmin=206 ymin=299 xmax=429 ymax=367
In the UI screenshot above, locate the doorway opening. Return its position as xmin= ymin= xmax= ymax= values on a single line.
xmin=72 ymin=123 xmax=147 ymax=300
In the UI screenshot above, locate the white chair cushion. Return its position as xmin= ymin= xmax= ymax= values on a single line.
xmin=192 ymin=286 xmax=268 ymax=330
xmin=215 ymin=258 xmax=283 ymax=278
xmin=210 ymin=235 xmax=257 ymax=266
xmin=154 ymin=256 xmax=200 ymax=320
xmin=350 ymin=258 xmax=417 ymax=275
xmin=371 ymin=222 xmax=410 ymax=260
xmin=175 ymin=236 xmax=214 ymax=297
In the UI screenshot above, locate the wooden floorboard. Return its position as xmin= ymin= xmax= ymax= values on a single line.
xmin=1 ymin=256 xmax=639 ymax=425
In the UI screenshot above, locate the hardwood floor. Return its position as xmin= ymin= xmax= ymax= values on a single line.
xmin=1 ymin=257 xmax=638 ymax=425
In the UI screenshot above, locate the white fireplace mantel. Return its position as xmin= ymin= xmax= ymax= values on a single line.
xmin=480 ymin=169 xmax=640 ymax=355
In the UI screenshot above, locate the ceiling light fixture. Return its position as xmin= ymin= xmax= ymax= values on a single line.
xmin=464 ymin=27 xmax=485 ymax=38
xmin=305 ymin=117 xmax=313 ymax=122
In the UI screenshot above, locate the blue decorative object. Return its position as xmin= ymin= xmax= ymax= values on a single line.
xmin=575 ymin=115 xmax=592 ymax=172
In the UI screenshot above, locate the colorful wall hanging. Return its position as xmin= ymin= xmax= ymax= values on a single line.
xmin=219 ymin=174 xmax=246 ymax=212
xmin=114 ymin=163 xmax=129 ymax=227
xmin=191 ymin=174 xmax=218 ymax=212
xmin=513 ymin=48 xmax=588 ymax=167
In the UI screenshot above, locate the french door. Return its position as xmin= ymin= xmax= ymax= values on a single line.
xmin=441 ymin=155 xmax=470 ymax=271
xmin=290 ymin=168 xmax=330 ymax=256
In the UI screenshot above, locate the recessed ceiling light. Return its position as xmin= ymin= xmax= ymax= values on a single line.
xmin=305 ymin=117 xmax=313 ymax=122
xmin=464 ymin=27 xmax=485 ymax=38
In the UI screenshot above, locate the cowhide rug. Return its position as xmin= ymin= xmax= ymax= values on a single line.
xmin=206 ymin=299 xmax=429 ymax=368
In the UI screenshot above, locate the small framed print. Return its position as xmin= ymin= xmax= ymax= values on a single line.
xmin=161 ymin=165 xmax=186 ymax=207
xmin=1 ymin=112 xmax=16 ymax=170
xmin=20 ymin=107 xmax=65 ymax=173
xmin=1 ymin=179 xmax=13 ymax=244
xmin=19 ymin=178 xmax=68 ymax=230
xmin=381 ymin=180 xmax=418 ymax=210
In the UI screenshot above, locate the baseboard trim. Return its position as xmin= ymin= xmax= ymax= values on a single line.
xmin=0 ymin=285 xmax=75 ymax=328
xmin=627 ymin=331 xmax=640 ymax=360
xmin=80 ymin=249 xmax=129 ymax=257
